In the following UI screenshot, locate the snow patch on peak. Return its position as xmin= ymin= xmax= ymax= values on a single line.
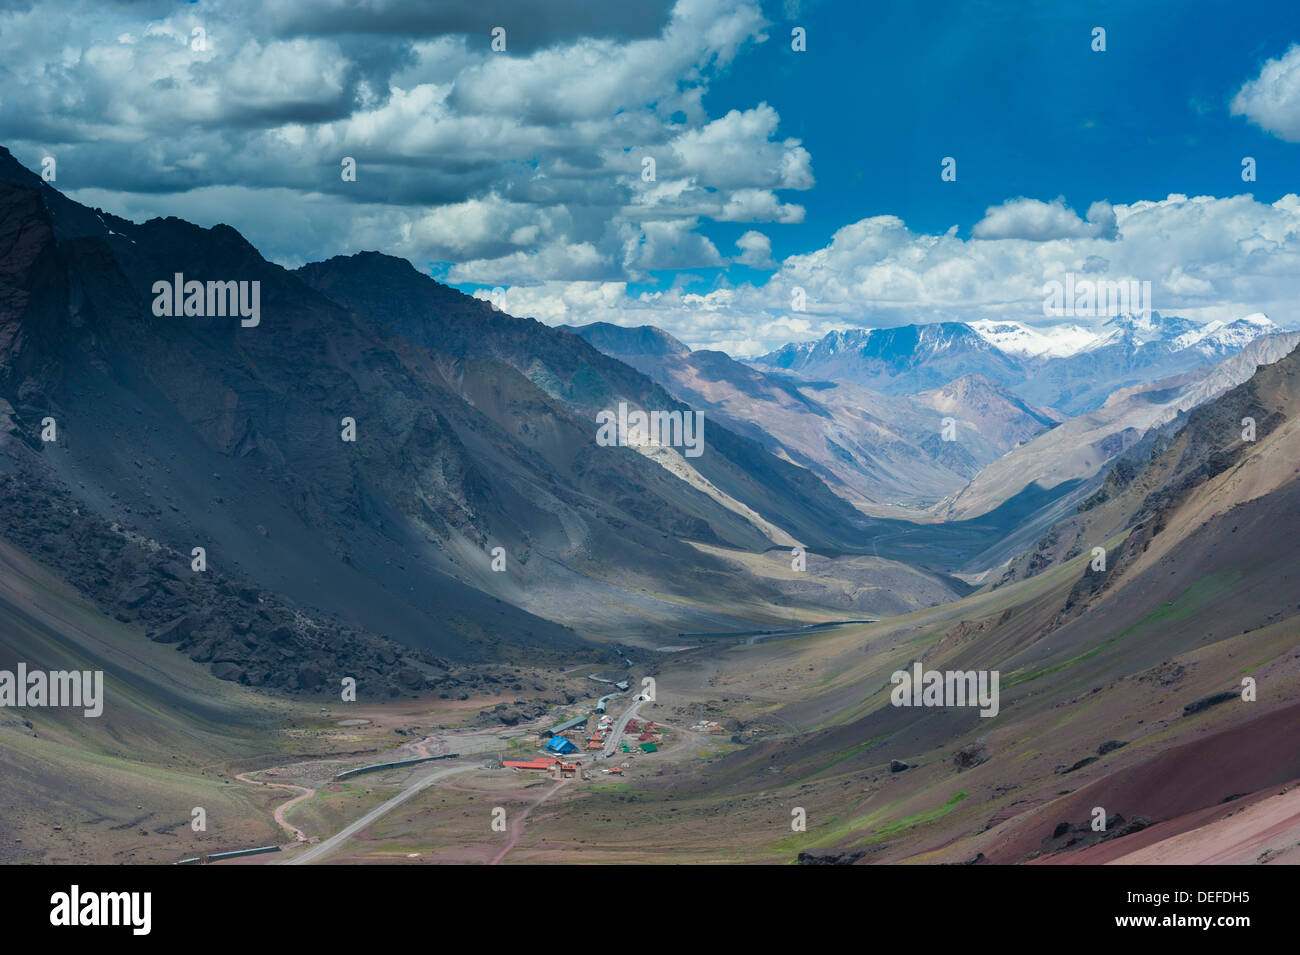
xmin=969 ymin=319 xmax=1102 ymax=358
xmin=1171 ymin=313 xmax=1280 ymax=352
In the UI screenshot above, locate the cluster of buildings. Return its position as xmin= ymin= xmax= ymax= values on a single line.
xmin=496 ymin=710 xmax=606 ymax=778
xmin=501 ymin=694 xmax=673 ymax=780
xmin=499 ymin=703 xmax=669 ymax=778
xmin=585 ymin=713 xmax=616 ymax=751
xmin=502 ymin=756 xmax=582 ymax=777
xmin=628 ymin=719 xmax=667 ymax=752
xmin=538 ymin=710 xmax=618 ymax=756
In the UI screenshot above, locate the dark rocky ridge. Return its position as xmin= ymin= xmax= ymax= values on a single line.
xmin=0 ymin=465 xmax=479 ymax=697
xmin=0 ymin=144 xmax=906 ymax=671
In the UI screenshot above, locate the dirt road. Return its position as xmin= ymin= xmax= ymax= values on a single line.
xmin=489 ymin=778 xmax=568 ymax=865
xmin=234 ymin=772 xmax=314 ymax=843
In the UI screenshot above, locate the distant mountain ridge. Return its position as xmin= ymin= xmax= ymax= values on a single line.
xmin=558 ymin=321 xmax=690 ymax=357
xmin=566 ymin=322 xmax=1060 ymax=515
xmin=754 ymin=322 xmax=1025 ymax=395
xmin=571 ymin=318 xmax=1298 ymax=547
xmin=751 ymin=313 xmax=1285 ymax=413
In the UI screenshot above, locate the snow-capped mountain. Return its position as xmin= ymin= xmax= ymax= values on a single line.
xmin=752 ymin=322 xmax=1025 ymax=394
xmin=1082 ymin=311 xmax=1202 ymax=350
xmin=970 ymin=312 xmax=1281 ymax=359
xmin=1172 ymin=313 xmax=1281 ymax=355
xmin=752 ymin=315 xmax=1290 ymax=413
xmin=968 ymin=319 xmax=1102 ymax=358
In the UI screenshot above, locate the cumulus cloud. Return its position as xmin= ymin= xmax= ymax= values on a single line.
xmin=493 ymin=192 xmax=1300 ymax=355
xmin=734 ymin=230 xmax=776 ymax=268
xmin=669 ymin=104 xmax=813 ymax=190
xmin=13 ymin=0 xmax=1300 ymax=359
xmin=1231 ymin=44 xmax=1300 ymax=142
xmin=618 ymin=218 xmax=724 ymax=277
xmin=4 ymin=0 xmax=799 ymax=281
xmin=715 ymin=188 xmax=805 ymax=223
xmin=972 ymin=197 xmax=1116 ymax=241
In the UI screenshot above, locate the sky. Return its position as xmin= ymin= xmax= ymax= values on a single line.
xmin=5 ymin=0 xmax=1300 ymax=354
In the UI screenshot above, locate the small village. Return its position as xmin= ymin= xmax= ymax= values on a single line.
xmin=500 ymin=707 xmax=671 ymax=781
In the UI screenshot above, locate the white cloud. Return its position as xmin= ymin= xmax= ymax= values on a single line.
xmin=4 ymin=0 xmax=796 ymax=284
xmin=1231 ymin=44 xmax=1300 ymax=142
xmin=669 ymin=104 xmax=813 ymax=190
xmin=716 ymin=188 xmax=805 ymax=223
xmin=734 ymin=230 xmax=776 ymax=268
xmin=447 ymin=241 xmax=610 ymax=285
xmin=21 ymin=0 xmax=1300 ymax=361
xmin=492 ymin=192 xmax=1300 ymax=354
xmin=403 ymin=195 xmax=570 ymax=258
xmin=972 ymin=197 xmax=1116 ymax=241
xmin=618 ymin=218 xmax=724 ymax=276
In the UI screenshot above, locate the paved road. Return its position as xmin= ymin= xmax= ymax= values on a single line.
xmin=744 ymin=619 xmax=877 ymax=645
xmin=286 ymin=763 xmax=476 ymax=865
xmin=601 ymin=698 xmax=644 ymax=758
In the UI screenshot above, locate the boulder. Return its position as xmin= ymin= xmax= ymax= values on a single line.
xmin=116 ymin=577 xmax=155 ymax=608
xmin=210 ymin=661 xmax=244 ymax=682
xmin=150 ymin=613 xmax=199 ymax=644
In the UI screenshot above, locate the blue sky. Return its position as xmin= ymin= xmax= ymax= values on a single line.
xmin=642 ymin=0 xmax=1300 ymax=295
xmin=6 ymin=0 xmax=1300 ymax=353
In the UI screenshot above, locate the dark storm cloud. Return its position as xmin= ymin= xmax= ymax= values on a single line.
xmin=262 ymin=0 xmax=676 ymax=51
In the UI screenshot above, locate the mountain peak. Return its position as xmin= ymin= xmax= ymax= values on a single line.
xmin=562 ymin=322 xmax=691 ymax=357
xmin=969 ymin=319 xmax=1102 ymax=358
xmin=294 ymin=251 xmax=487 ymax=329
xmin=749 ymin=321 xmax=1025 ymax=395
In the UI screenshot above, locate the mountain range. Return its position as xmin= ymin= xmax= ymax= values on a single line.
xmin=751 ymin=312 xmax=1287 ymax=414
xmin=6 ymin=127 xmax=1278 ymax=679
xmin=4 ymin=141 xmax=1300 ymax=866
xmin=0 ymin=146 xmax=977 ymax=690
xmin=570 ymin=315 xmax=1297 ymax=552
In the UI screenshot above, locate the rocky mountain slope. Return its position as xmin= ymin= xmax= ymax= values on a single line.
xmin=937 ymin=330 xmax=1300 ymax=523
xmin=624 ymin=337 xmax=1300 ymax=864
xmin=567 ymin=322 xmax=1057 ymax=514
xmin=0 ymin=147 xmax=964 ymax=677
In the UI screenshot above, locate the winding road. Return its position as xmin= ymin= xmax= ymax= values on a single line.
xmin=269 ymin=679 xmax=650 ymax=863
xmin=234 ymin=772 xmax=314 ymax=843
